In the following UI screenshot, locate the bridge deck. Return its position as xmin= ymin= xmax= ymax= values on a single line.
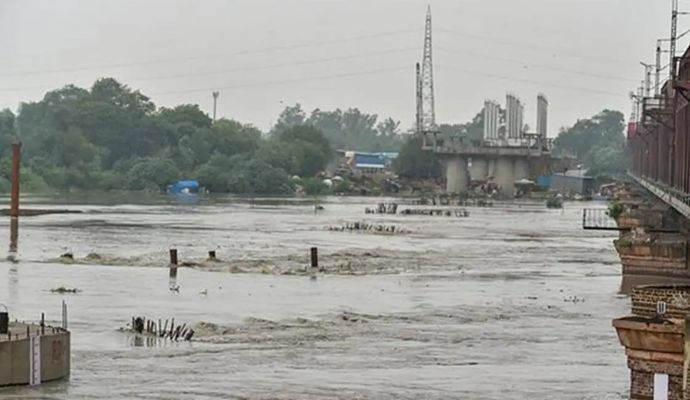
xmin=629 ymin=173 xmax=690 ymax=221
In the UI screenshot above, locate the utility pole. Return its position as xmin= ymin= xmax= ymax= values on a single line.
xmin=656 ymin=39 xmax=665 ymax=95
xmin=671 ymin=0 xmax=679 ymax=81
xmin=212 ymin=91 xmax=219 ymax=122
xmin=640 ymin=62 xmax=653 ymax=97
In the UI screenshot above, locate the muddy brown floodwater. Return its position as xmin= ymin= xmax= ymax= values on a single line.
xmin=0 ymin=194 xmax=628 ymax=399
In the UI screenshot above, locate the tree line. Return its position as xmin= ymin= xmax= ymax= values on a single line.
xmin=0 ymin=78 xmax=627 ymax=194
xmin=552 ymin=109 xmax=627 ymax=178
xmin=0 ymin=78 xmax=406 ymax=194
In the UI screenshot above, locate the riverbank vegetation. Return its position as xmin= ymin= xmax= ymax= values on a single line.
xmin=0 ymin=78 xmax=628 ymax=194
xmin=0 ymin=79 xmax=404 ymax=194
xmin=553 ymin=109 xmax=627 ymax=178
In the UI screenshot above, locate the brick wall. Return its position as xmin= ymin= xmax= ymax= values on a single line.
xmin=614 ymin=240 xmax=687 ymax=260
xmin=629 ymin=358 xmax=683 ymax=400
xmin=631 ymin=286 xmax=690 ymax=318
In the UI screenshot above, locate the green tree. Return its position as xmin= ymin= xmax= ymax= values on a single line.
xmin=0 ymin=109 xmax=16 ymax=158
xmin=277 ymin=125 xmax=332 ymax=176
xmin=270 ymin=103 xmax=306 ymax=136
xmin=159 ymin=104 xmax=212 ymax=128
xmin=555 ymin=109 xmax=625 ymax=160
xmin=376 ymin=117 xmax=401 ymax=137
xmin=257 ymin=141 xmax=299 ymax=175
xmin=126 ymin=158 xmax=180 ymax=191
xmin=554 ymin=109 xmax=626 ymax=177
xmin=91 ymin=78 xmax=154 ymax=115
xmin=272 ymin=105 xmax=403 ymax=151
xmin=587 ymin=145 xmax=627 ymax=178
xmin=211 ymin=119 xmax=261 ymax=156
xmin=393 ymin=135 xmax=442 ymax=179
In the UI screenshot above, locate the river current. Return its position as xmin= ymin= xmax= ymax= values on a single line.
xmin=0 ymin=195 xmax=627 ymax=399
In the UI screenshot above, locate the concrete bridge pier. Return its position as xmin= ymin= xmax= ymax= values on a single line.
xmin=487 ymin=158 xmax=497 ymax=180
xmin=468 ymin=157 xmax=489 ymax=182
xmin=445 ymin=157 xmax=468 ymax=194
xmin=514 ymin=158 xmax=529 ymax=181
xmin=495 ymin=158 xmax=515 ymax=196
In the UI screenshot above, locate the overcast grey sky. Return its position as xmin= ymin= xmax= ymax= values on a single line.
xmin=0 ymin=0 xmax=677 ymax=135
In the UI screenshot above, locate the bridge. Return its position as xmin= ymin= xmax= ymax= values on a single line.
xmin=421 ymin=131 xmax=554 ymax=195
xmin=605 ymin=34 xmax=690 ymax=400
xmin=414 ymin=9 xmax=562 ymax=197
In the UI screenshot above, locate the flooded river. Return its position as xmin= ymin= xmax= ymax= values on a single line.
xmin=0 ymin=195 xmax=627 ymax=399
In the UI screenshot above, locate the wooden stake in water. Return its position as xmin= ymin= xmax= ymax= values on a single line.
xmin=310 ymin=247 xmax=318 ymax=268
xmin=169 ymin=249 xmax=178 ymax=278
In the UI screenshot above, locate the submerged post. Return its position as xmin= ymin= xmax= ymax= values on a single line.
xmin=8 ymin=142 xmax=21 ymax=259
xmin=310 ymin=247 xmax=318 ymax=268
xmin=169 ymin=249 xmax=178 ymax=278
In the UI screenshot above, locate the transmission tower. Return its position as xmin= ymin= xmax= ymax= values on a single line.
xmin=420 ymin=6 xmax=436 ymax=132
xmin=415 ymin=63 xmax=422 ymax=134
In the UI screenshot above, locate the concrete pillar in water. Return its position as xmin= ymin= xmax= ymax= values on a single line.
xmin=513 ymin=158 xmax=530 ymax=182
xmin=495 ymin=157 xmax=515 ymax=196
xmin=445 ymin=157 xmax=468 ymax=194
xmin=468 ymin=157 xmax=489 ymax=182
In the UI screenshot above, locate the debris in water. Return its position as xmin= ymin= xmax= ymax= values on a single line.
xmin=85 ymin=253 xmax=102 ymax=261
xmin=563 ymin=296 xmax=585 ymax=304
xmin=50 ymin=286 xmax=81 ymax=294
xmin=400 ymin=208 xmax=469 ymax=217
xmin=365 ymin=203 xmax=398 ymax=214
xmin=125 ymin=316 xmax=195 ymax=341
xmin=329 ymin=221 xmax=410 ymax=234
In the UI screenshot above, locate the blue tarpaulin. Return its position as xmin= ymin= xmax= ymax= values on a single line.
xmin=537 ymin=175 xmax=551 ymax=188
xmin=167 ymin=180 xmax=199 ymax=194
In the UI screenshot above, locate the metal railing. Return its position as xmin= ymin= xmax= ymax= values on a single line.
xmin=582 ymin=208 xmax=620 ymax=230
xmin=630 ymin=172 xmax=690 ymax=221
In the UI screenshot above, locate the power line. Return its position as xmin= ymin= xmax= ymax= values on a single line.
xmin=436 ymin=46 xmax=639 ymax=84
xmin=0 ymin=62 xmax=629 ymax=102
xmin=0 ymin=47 xmax=420 ymax=94
xmin=436 ymin=28 xmax=632 ymax=66
xmin=436 ymin=64 xmax=628 ymax=98
xmin=126 ymin=47 xmax=420 ymax=84
xmin=147 ymin=65 xmax=411 ymax=96
xmin=0 ymin=29 xmax=420 ymax=79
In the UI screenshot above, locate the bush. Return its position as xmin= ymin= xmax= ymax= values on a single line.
xmin=302 ymin=178 xmax=327 ymax=195
xmin=126 ymin=158 xmax=180 ymax=191
xmin=608 ymin=202 xmax=625 ymax=219
xmin=332 ymin=179 xmax=351 ymax=194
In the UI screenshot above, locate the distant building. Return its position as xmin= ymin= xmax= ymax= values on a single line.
xmin=550 ymin=169 xmax=595 ymax=195
xmin=340 ymin=151 xmax=398 ymax=175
